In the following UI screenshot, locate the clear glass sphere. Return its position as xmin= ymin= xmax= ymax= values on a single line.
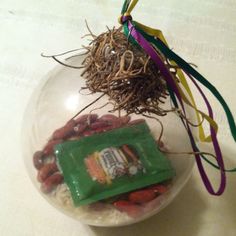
xmin=22 ymin=56 xmax=195 ymax=226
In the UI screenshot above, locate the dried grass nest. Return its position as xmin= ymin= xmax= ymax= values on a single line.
xmin=80 ymin=27 xmax=175 ymax=117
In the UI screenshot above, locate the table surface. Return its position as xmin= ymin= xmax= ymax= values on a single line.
xmin=0 ymin=0 xmax=236 ymax=235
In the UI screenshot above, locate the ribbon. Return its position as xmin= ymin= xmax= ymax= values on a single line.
xmin=119 ymin=0 xmax=236 ymax=195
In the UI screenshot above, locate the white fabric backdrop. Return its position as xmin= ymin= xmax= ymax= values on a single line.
xmin=0 ymin=0 xmax=236 ymax=235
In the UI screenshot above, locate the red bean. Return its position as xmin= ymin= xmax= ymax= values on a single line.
xmin=94 ymin=126 xmax=117 ymax=134
xmin=74 ymin=123 xmax=88 ymax=134
xmin=82 ymin=121 xmax=116 ymax=136
xmin=118 ymin=116 xmax=131 ymax=125
xmin=148 ymin=184 xmax=168 ymax=194
xmin=37 ymin=162 xmax=58 ymax=183
xmin=66 ymin=119 xmax=76 ymax=126
xmin=82 ymin=130 xmax=96 ymax=137
xmin=43 ymin=139 xmax=62 ymax=155
xmin=105 ymin=116 xmax=130 ymax=129
xmin=127 ymin=119 xmax=145 ymax=126
xmin=90 ymin=121 xmax=109 ymax=130
xmin=41 ymin=173 xmax=64 ymax=193
xmin=113 ymin=200 xmax=143 ymax=218
xmin=52 ymin=120 xmax=76 ymax=140
xmin=99 ymin=114 xmax=119 ymax=123
xmin=129 ymin=189 xmax=156 ymax=204
xmin=33 ymin=151 xmax=44 ymax=170
xmin=74 ymin=114 xmax=98 ymax=124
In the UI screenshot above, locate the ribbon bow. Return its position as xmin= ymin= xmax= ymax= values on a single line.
xmin=118 ymin=14 xmax=132 ymax=25
xmin=119 ymin=0 xmax=236 ymax=195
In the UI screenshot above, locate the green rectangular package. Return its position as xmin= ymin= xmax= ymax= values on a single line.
xmin=55 ymin=122 xmax=175 ymax=206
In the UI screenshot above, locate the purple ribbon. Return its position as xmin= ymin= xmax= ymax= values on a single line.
xmin=187 ymin=73 xmax=226 ymax=194
xmin=120 ymin=15 xmax=132 ymax=24
xmin=127 ymin=21 xmax=226 ymax=195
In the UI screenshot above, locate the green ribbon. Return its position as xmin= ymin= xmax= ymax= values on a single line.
xmin=121 ymin=3 xmax=236 ymax=173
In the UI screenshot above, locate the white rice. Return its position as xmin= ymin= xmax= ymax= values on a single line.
xmin=47 ymin=183 xmax=132 ymax=225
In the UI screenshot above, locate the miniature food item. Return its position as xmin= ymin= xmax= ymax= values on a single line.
xmin=55 ymin=121 xmax=175 ymax=206
xmin=32 ymin=114 xmax=174 ymax=219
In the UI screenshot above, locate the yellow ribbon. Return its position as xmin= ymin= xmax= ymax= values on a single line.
xmin=134 ymin=22 xmax=218 ymax=142
xmin=120 ymin=0 xmax=218 ymax=142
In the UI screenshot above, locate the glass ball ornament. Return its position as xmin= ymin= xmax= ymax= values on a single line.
xmin=22 ymin=56 xmax=195 ymax=226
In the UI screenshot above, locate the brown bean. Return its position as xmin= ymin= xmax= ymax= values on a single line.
xmin=74 ymin=114 xmax=98 ymax=124
xmin=52 ymin=120 xmax=76 ymax=140
xmin=41 ymin=173 xmax=63 ymax=193
xmin=43 ymin=139 xmax=62 ymax=155
xmin=33 ymin=151 xmax=44 ymax=170
xmin=37 ymin=162 xmax=58 ymax=183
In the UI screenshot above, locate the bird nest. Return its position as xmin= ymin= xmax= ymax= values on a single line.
xmin=80 ymin=27 xmax=172 ymax=116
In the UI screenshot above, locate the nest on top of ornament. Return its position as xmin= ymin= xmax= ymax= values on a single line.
xmin=50 ymin=26 xmax=181 ymax=118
